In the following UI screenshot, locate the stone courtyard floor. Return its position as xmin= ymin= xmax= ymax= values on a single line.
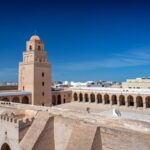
xmin=56 ymin=102 xmax=150 ymax=122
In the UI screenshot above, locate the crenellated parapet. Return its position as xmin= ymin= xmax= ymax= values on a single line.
xmin=0 ymin=115 xmax=18 ymax=124
xmin=0 ymin=114 xmax=34 ymax=129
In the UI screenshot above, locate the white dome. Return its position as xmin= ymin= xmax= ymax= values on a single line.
xmin=30 ymin=35 xmax=40 ymax=41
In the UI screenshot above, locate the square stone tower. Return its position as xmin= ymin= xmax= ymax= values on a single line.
xmin=18 ymin=35 xmax=51 ymax=105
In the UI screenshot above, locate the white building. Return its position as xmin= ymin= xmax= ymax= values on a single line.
xmin=122 ymin=77 xmax=150 ymax=89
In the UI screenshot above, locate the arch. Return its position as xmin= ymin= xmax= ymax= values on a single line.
xmin=1 ymin=143 xmax=11 ymax=150
xmin=136 ymin=96 xmax=143 ymax=107
xmin=42 ymin=72 xmax=45 ymax=77
xmin=22 ymin=96 xmax=29 ymax=104
xmin=85 ymin=93 xmax=89 ymax=102
xmin=79 ymin=93 xmax=83 ymax=102
xmin=52 ymin=95 xmax=57 ymax=105
xmin=57 ymin=95 xmax=61 ymax=105
xmin=12 ymin=97 xmax=20 ymax=103
xmin=1 ymin=97 xmax=9 ymax=102
xmin=127 ymin=95 xmax=134 ymax=106
xmin=104 ymin=94 xmax=110 ymax=104
xmin=111 ymin=95 xmax=117 ymax=105
xmin=145 ymin=96 xmax=150 ymax=108
xmin=29 ymin=45 xmax=32 ymax=51
xmin=38 ymin=45 xmax=41 ymax=51
xmin=119 ymin=95 xmax=125 ymax=106
xmin=90 ymin=93 xmax=95 ymax=103
xmin=74 ymin=93 xmax=78 ymax=101
xmin=97 ymin=94 xmax=102 ymax=103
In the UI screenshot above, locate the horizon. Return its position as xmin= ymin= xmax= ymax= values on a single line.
xmin=1 ymin=0 xmax=150 ymax=82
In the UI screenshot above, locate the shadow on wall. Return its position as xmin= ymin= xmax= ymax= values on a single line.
xmin=91 ymin=127 xmax=102 ymax=150
xmin=32 ymin=117 xmax=55 ymax=150
xmin=66 ymin=123 xmax=102 ymax=150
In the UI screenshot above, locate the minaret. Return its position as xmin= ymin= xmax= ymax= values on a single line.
xmin=18 ymin=35 xmax=51 ymax=105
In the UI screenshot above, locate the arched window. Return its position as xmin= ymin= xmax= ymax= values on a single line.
xmin=146 ymin=96 xmax=150 ymax=108
xmin=97 ymin=94 xmax=102 ymax=103
xmin=57 ymin=95 xmax=61 ymax=105
xmin=22 ymin=96 xmax=29 ymax=104
xmin=85 ymin=93 xmax=89 ymax=102
xmin=38 ymin=45 xmax=41 ymax=51
xmin=119 ymin=95 xmax=125 ymax=106
xmin=1 ymin=143 xmax=11 ymax=150
xmin=74 ymin=93 xmax=78 ymax=101
xmin=90 ymin=93 xmax=95 ymax=103
xmin=111 ymin=95 xmax=117 ymax=105
xmin=79 ymin=93 xmax=83 ymax=102
xmin=104 ymin=94 xmax=109 ymax=104
xmin=12 ymin=97 xmax=20 ymax=103
xmin=29 ymin=45 xmax=32 ymax=51
xmin=136 ymin=96 xmax=143 ymax=107
xmin=42 ymin=72 xmax=44 ymax=77
xmin=1 ymin=97 xmax=9 ymax=102
xmin=127 ymin=95 xmax=134 ymax=106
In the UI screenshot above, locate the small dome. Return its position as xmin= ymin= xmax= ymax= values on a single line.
xmin=30 ymin=35 xmax=40 ymax=41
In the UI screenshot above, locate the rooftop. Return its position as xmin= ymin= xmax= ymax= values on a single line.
xmin=0 ymin=91 xmax=32 ymax=96
xmin=70 ymin=87 xmax=150 ymax=95
xmin=0 ymin=102 xmax=150 ymax=134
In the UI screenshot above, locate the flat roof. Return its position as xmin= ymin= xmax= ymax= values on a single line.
xmin=70 ymin=87 xmax=150 ymax=95
xmin=0 ymin=91 xmax=32 ymax=97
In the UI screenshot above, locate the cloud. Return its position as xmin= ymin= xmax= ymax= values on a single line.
xmin=55 ymin=48 xmax=150 ymax=71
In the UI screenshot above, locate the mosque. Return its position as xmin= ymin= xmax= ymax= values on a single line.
xmin=0 ymin=35 xmax=150 ymax=150
xmin=0 ymin=35 xmax=150 ymax=110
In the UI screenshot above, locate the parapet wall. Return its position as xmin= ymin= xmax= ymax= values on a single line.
xmin=0 ymin=114 xmax=34 ymax=129
xmin=20 ymin=111 xmax=150 ymax=150
xmin=54 ymin=115 xmax=150 ymax=150
xmin=100 ymin=126 xmax=150 ymax=150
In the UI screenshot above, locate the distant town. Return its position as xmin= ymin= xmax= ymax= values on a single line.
xmin=1 ymin=77 xmax=150 ymax=92
xmin=52 ymin=77 xmax=150 ymax=89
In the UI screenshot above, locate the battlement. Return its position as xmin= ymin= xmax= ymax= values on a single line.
xmin=0 ymin=114 xmax=34 ymax=129
xmin=0 ymin=115 xmax=18 ymax=124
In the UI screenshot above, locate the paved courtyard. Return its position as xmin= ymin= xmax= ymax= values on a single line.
xmin=56 ymin=102 xmax=150 ymax=122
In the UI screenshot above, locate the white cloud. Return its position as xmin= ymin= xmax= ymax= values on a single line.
xmin=55 ymin=48 xmax=150 ymax=71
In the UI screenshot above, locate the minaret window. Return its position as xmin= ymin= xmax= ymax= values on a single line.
xmin=29 ymin=45 xmax=32 ymax=51
xmin=42 ymin=72 xmax=44 ymax=77
xmin=42 ymin=82 xmax=45 ymax=86
xmin=38 ymin=45 xmax=41 ymax=51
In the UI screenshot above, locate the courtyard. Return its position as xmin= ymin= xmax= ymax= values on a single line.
xmin=56 ymin=102 xmax=150 ymax=122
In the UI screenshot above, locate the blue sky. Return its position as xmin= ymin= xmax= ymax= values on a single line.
xmin=0 ymin=0 xmax=150 ymax=82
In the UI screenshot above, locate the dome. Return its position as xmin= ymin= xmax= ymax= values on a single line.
xmin=30 ymin=35 xmax=40 ymax=41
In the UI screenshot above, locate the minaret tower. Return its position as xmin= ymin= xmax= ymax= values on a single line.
xmin=18 ymin=35 xmax=51 ymax=105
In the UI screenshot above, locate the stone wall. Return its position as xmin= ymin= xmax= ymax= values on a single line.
xmin=100 ymin=127 xmax=150 ymax=150
xmin=20 ymin=111 xmax=150 ymax=150
xmin=0 ymin=116 xmax=20 ymax=150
